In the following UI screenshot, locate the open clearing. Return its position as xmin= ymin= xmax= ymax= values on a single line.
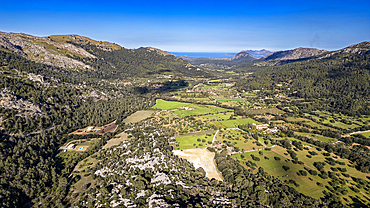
xmin=69 ymin=120 xmax=117 ymax=136
xmin=176 ymin=133 xmax=214 ymax=149
xmin=173 ymin=148 xmax=223 ymax=181
xmin=122 ymin=110 xmax=155 ymax=124
xmin=103 ymin=132 xmax=129 ymax=149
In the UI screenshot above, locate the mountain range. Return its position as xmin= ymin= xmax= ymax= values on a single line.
xmin=1 ymin=31 xmax=370 ymax=208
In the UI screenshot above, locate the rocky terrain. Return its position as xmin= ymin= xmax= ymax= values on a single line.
xmin=263 ymin=47 xmax=327 ymax=61
xmin=320 ymin=41 xmax=370 ymax=58
xmin=0 ymin=32 xmax=95 ymax=69
xmin=49 ymin=34 xmax=122 ymax=51
xmin=0 ymin=88 xmax=41 ymax=116
xmin=76 ymin=120 xmax=232 ymax=207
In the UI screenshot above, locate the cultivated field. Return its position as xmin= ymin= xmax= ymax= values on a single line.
xmin=174 ymin=104 xmax=230 ymax=118
xmin=173 ymin=149 xmax=223 ymax=181
xmin=152 ymin=99 xmax=190 ymax=110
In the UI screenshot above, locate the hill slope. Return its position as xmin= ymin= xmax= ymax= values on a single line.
xmin=0 ymin=32 xmax=212 ymax=78
xmin=263 ymin=47 xmax=327 ymax=61
xmin=236 ymin=50 xmax=370 ymax=115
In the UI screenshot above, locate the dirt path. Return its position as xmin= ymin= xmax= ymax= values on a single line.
xmin=212 ymin=130 xmax=219 ymax=144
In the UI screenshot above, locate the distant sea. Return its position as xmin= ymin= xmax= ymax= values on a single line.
xmin=170 ymin=52 xmax=236 ymax=59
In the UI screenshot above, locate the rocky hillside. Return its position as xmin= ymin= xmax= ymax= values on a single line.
xmin=0 ymin=32 xmax=211 ymax=78
xmin=48 ymin=34 xmax=122 ymax=51
xmin=320 ymin=41 xmax=370 ymax=58
xmin=0 ymin=32 xmax=96 ymax=69
xmin=263 ymin=47 xmax=327 ymax=61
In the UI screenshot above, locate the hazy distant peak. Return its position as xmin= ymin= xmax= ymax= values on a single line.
xmin=239 ymin=49 xmax=273 ymax=58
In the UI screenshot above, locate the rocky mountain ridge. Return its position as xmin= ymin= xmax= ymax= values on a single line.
xmin=255 ymin=41 xmax=370 ymax=66
xmin=0 ymin=32 xmax=96 ymax=70
xmin=49 ymin=34 xmax=123 ymax=51
xmin=263 ymin=47 xmax=327 ymax=61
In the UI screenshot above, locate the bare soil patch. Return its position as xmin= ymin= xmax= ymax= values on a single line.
xmin=173 ymin=148 xmax=223 ymax=181
xmin=69 ymin=120 xmax=117 ymax=136
xmin=103 ymin=132 xmax=129 ymax=149
xmin=122 ymin=110 xmax=155 ymax=124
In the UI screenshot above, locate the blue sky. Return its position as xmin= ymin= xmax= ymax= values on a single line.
xmin=1 ymin=0 xmax=369 ymax=52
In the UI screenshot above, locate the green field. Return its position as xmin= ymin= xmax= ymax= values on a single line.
xmin=152 ymin=99 xmax=190 ymax=110
xmin=176 ymin=133 xmax=214 ymax=149
xmin=198 ymin=112 xmax=234 ymax=121
xmin=174 ymin=104 xmax=231 ymax=117
xmin=220 ymin=118 xmax=260 ymax=128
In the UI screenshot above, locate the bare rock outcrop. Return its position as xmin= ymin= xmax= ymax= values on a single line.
xmin=0 ymin=32 xmax=96 ymax=70
xmin=0 ymin=88 xmax=41 ymax=115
